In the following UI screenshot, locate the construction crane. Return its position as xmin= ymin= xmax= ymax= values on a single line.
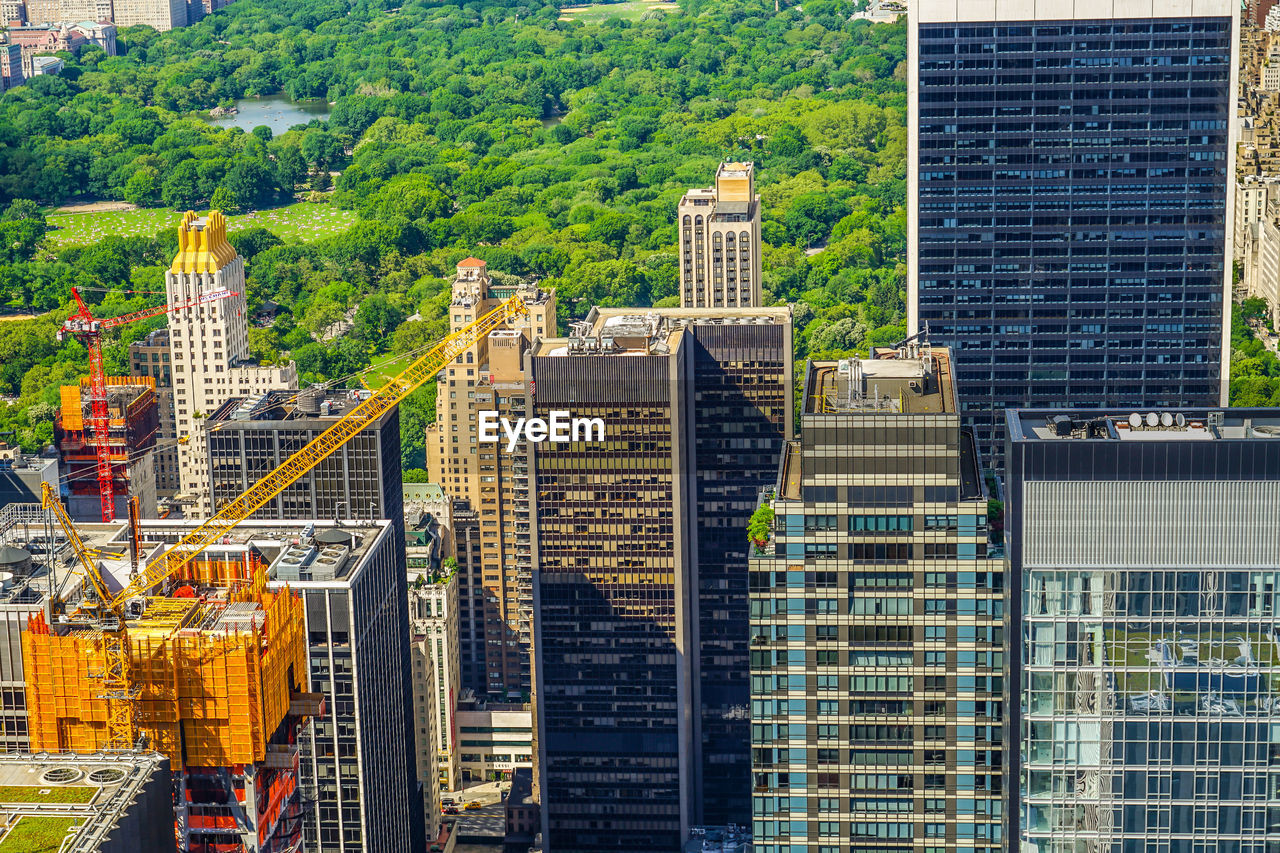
xmin=58 ymin=286 xmax=234 ymax=522
xmin=41 ymin=291 xmax=529 ymax=749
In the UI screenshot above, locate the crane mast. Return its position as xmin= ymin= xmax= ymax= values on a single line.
xmin=58 ymin=287 xmax=233 ymax=521
xmin=40 ymin=291 xmax=529 ymax=750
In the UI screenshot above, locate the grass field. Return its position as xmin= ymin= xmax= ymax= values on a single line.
xmin=0 ymin=816 xmax=80 ymax=853
xmin=45 ymin=202 xmax=358 ymax=247
xmin=362 ymin=351 xmax=416 ymax=390
xmin=0 ymin=786 xmax=96 ymax=805
xmin=558 ymin=0 xmax=677 ymax=21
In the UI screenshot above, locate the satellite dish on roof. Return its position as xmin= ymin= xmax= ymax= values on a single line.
xmin=1146 ymin=412 xmax=1159 ymax=428
xmin=1128 ymin=413 xmax=1142 ymax=429
xmin=1160 ymin=412 xmax=1173 ymax=427
xmin=1175 ymin=413 xmax=1186 ymax=427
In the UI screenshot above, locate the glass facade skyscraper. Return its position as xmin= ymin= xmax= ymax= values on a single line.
xmin=529 ymin=307 xmax=792 ymax=851
xmin=749 ymin=346 xmax=1004 ymax=853
xmin=1006 ymin=408 xmax=1280 ymax=852
xmin=908 ymin=2 xmax=1237 ymax=471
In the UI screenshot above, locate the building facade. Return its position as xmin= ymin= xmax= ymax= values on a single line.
xmin=54 ymin=375 xmax=158 ymax=521
xmin=426 ymin=258 xmax=555 ymax=701
xmin=408 ymin=564 xmax=461 ymax=793
xmin=678 ymin=162 xmax=763 ymax=309
xmin=262 ymin=520 xmax=420 ymax=853
xmin=128 ymin=329 xmax=179 ymax=498
xmin=749 ymin=346 xmax=1002 ymax=853
xmin=164 ymin=211 xmax=296 ymax=514
xmin=529 ymin=307 xmax=792 ymax=850
xmin=0 ymin=44 xmax=24 ymax=92
xmin=1007 ymin=408 xmax=1280 ymax=852
xmin=455 ymin=701 xmax=533 ymax=785
xmin=206 ymin=388 xmax=400 ymax=524
xmin=908 ymin=0 xmax=1237 ymax=470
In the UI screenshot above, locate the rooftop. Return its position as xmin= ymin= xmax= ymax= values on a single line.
xmin=535 ymin=306 xmax=790 ymax=358
xmin=207 ymin=388 xmax=377 ymax=426
xmin=0 ymin=752 xmax=171 ymax=853
xmin=1008 ymin=409 xmax=1280 ymax=443
xmin=803 ymin=343 xmax=955 ymax=415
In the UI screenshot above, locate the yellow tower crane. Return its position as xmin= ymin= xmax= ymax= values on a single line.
xmin=40 ymin=293 xmax=528 ymax=749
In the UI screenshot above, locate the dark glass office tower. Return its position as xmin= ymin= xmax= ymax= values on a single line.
xmin=1006 ymin=408 xmax=1280 ymax=852
xmin=528 ymin=307 xmax=792 ymax=851
xmin=909 ymin=4 xmax=1237 ymax=471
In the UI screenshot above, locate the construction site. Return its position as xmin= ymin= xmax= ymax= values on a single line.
xmin=55 ymin=375 xmax=160 ymax=522
xmin=10 ymin=211 xmax=532 ymax=853
xmin=7 ymin=507 xmax=318 ymax=853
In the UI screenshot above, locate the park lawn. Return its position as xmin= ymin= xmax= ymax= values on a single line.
xmin=558 ymin=0 xmax=677 ymax=21
xmin=0 ymin=817 xmax=80 ymax=853
xmin=363 ymin=351 xmax=416 ymax=390
xmin=45 ymin=202 xmax=357 ymax=247
xmin=0 ymin=786 xmax=95 ymax=805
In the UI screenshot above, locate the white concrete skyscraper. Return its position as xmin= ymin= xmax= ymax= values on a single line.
xmin=164 ymin=210 xmax=296 ymax=513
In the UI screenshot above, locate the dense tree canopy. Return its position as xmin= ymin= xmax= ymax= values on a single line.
xmin=0 ymin=0 xmax=914 ymax=462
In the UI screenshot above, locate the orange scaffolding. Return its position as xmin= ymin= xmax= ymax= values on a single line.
xmin=22 ymin=583 xmax=306 ymax=766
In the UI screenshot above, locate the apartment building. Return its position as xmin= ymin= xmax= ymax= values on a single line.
xmin=426 ymin=257 xmax=555 ymax=701
xmin=677 ymin=162 xmax=763 ymax=309
xmin=748 ymin=344 xmax=1003 ymax=853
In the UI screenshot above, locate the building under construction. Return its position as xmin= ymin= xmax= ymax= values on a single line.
xmin=18 ymin=516 xmax=321 ymax=853
xmin=55 ymin=375 xmax=159 ymax=521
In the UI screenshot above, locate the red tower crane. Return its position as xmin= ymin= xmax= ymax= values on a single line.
xmin=57 ymin=286 xmax=233 ymax=521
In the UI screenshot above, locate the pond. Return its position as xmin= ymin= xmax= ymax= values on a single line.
xmin=207 ymin=93 xmax=330 ymax=136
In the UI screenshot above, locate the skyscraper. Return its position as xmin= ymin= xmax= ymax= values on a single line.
xmin=206 ymin=388 xmax=401 ymax=525
xmin=204 ymin=389 xmax=420 ymax=852
xmin=749 ymin=344 xmax=1003 ymax=853
xmin=528 ymin=306 xmax=792 ymax=850
xmin=426 ymin=258 xmax=556 ymax=701
xmin=165 ymin=211 xmax=296 ymax=513
xmin=908 ymin=1 xmax=1237 ymax=470
xmin=260 ymin=519 xmax=419 ymax=853
xmin=1006 ymin=407 xmax=1280 ymax=852
xmin=678 ymin=163 xmax=763 ymax=309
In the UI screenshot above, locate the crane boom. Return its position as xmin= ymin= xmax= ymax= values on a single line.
xmin=40 ymin=481 xmax=115 ymax=609
xmin=112 ymin=292 xmax=529 ymax=606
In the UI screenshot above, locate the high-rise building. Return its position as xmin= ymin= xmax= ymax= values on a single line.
xmin=129 ymin=329 xmax=179 ymax=498
xmin=528 ymin=306 xmax=792 ymax=850
xmin=206 ymin=388 xmax=400 ymax=525
xmin=408 ymin=563 xmax=461 ymax=793
xmin=0 ymin=44 xmax=24 ymax=92
xmin=164 ymin=211 xmax=296 ymax=514
xmin=22 ymin=517 xmax=320 ymax=853
xmin=678 ymin=162 xmax=763 ymax=309
xmin=203 ymin=390 xmax=420 ymax=851
xmin=0 ymin=445 xmax=57 ymax=509
xmin=748 ymin=345 xmax=1003 ymax=853
xmin=449 ymin=498 xmax=486 ymax=693
xmin=257 ymin=519 xmax=418 ymax=853
xmin=426 ymin=258 xmax=556 ymax=701
xmin=908 ymin=1 xmax=1237 ymax=470
xmin=1006 ymin=407 xmax=1280 ymax=852
xmin=54 ymin=375 xmax=158 ymax=521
